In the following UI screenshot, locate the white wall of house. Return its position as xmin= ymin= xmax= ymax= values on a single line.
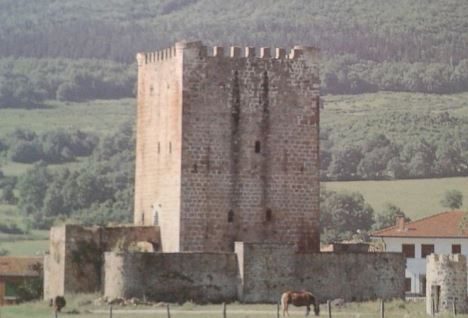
xmin=374 ymin=237 xmax=468 ymax=294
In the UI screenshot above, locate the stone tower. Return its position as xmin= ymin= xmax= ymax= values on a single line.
xmin=134 ymin=41 xmax=320 ymax=253
xmin=426 ymin=254 xmax=468 ymax=314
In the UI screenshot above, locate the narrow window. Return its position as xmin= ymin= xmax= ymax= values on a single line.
xmin=452 ymin=244 xmax=461 ymax=254
xmin=158 ymin=142 xmax=160 ymax=154
xmin=421 ymin=244 xmax=434 ymax=258
xmin=405 ymin=278 xmax=412 ymax=292
xmin=192 ymin=164 xmax=198 ymax=173
xmin=228 ymin=210 xmax=234 ymax=223
xmin=255 ymin=141 xmax=261 ymax=153
xmin=141 ymin=212 xmax=145 ymax=225
xmin=169 ymin=142 xmax=172 ymax=154
xmin=402 ymin=244 xmax=415 ymax=258
xmin=265 ymin=209 xmax=272 ymax=222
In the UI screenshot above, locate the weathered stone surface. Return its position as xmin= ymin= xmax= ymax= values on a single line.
xmin=44 ymin=224 xmax=160 ymax=299
xmin=102 ymin=242 xmax=405 ymax=304
xmin=426 ymin=254 xmax=468 ymax=314
xmin=104 ymin=252 xmax=239 ymax=303
xmin=134 ymin=41 xmax=320 ymax=253
xmin=235 ymin=242 xmax=406 ymax=303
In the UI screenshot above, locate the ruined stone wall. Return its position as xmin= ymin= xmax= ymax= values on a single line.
xmin=236 ymin=242 xmax=405 ymax=303
xmin=104 ymin=252 xmax=239 ymax=303
xmin=44 ymin=225 xmax=160 ymax=299
xmin=180 ymin=43 xmax=320 ymax=253
xmin=134 ymin=44 xmax=183 ymax=252
xmin=426 ymin=254 xmax=468 ymax=314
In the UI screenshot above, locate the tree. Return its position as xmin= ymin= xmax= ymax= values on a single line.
xmin=440 ymin=189 xmax=463 ymax=210
xmin=0 ymin=183 xmax=16 ymax=204
xmin=320 ymin=190 xmax=375 ymax=243
xmin=375 ymin=203 xmax=411 ymax=230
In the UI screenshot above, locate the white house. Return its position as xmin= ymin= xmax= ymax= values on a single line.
xmin=371 ymin=210 xmax=468 ymax=295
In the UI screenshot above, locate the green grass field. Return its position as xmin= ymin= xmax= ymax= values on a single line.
xmin=324 ymin=176 xmax=468 ymax=220
xmin=322 ymin=91 xmax=468 ymax=120
xmin=0 ymin=98 xmax=135 ymax=136
xmin=0 ymin=296 xmax=462 ymax=318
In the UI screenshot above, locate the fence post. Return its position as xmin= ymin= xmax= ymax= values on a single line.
xmin=453 ymin=298 xmax=457 ymax=316
xmin=380 ymin=298 xmax=384 ymax=318
xmin=166 ymin=303 xmax=171 ymax=318
xmin=327 ymin=300 xmax=332 ymax=318
xmin=54 ymin=310 xmax=58 ymax=318
xmin=222 ymin=302 xmax=227 ymax=318
xmin=277 ymin=301 xmax=280 ymax=318
xmin=109 ymin=305 xmax=113 ymax=318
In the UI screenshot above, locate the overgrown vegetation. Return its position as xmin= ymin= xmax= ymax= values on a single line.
xmin=1 ymin=128 xmax=98 ymax=164
xmin=16 ymin=122 xmax=134 ymax=229
xmin=321 ymin=96 xmax=468 ymax=181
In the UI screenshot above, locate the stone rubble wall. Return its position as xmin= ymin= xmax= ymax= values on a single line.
xmin=102 ymin=242 xmax=405 ymax=304
xmin=44 ymin=224 xmax=160 ymax=299
xmin=426 ymin=254 xmax=468 ymax=314
xmin=104 ymin=251 xmax=239 ymax=303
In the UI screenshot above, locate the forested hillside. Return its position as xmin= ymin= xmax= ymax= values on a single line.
xmin=0 ymin=0 xmax=467 ymax=101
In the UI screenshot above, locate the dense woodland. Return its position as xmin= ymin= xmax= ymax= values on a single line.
xmin=0 ymin=0 xmax=468 ymax=104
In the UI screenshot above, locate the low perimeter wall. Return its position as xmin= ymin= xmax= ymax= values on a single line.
xmin=236 ymin=242 xmax=406 ymax=303
xmin=104 ymin=252 xmax=239 ymax=303
xmin=103 ymin=242 xmax=405 ymax=303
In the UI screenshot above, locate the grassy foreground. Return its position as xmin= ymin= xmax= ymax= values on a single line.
xmin=324 ymin=176 xmax=468 ymax=220
xmin=0 ymin=296 xmax=462 ymax=318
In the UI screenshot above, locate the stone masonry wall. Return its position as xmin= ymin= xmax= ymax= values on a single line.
xmin=135 ymin=41 xmax=320 ymax=253
xmin=180 ymin=43 xmax=320 ymax=252
xmin=134 ymin=44 xmax=183 ymax=252
xmin=104 ymin=252 xmax=239 ymax=303
xmin=44 ymin=224 xmax=159 ymax=299
xmin=102 ymin=243 xmax=405 ymax=304
xmin=426 ymin=254 xmax=468 ymax=314
xmin=236 ymin=242 xmax=405 ymax=303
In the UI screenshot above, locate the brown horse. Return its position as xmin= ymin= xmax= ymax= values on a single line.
xmin=281 ymin=290 xmax=320 ymax=316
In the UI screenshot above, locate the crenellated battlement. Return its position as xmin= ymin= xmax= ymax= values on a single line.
xmin=136 ymin=46 xmax=178 ymax=66
xmin=137 ymin=41 xmax=319 ymax=65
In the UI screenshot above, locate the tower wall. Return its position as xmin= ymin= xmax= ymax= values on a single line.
xmin=134 ymin=45 xmax=184 ymax=252
xmin=179 ymin=43 xmax=320 ymax=252
xmin=135 ymin=41 xmax=320 ymax=252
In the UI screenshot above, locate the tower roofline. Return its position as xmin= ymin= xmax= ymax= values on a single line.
xmin=136 ymin=40 xmax=319 ymax=65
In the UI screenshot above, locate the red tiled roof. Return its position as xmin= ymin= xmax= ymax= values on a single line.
xmin=0 ymin=257 xmax=43 ymax=277
xmin=371 ymin=210 xmax=468 ymax=238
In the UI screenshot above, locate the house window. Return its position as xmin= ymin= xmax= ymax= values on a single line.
xmin=405 ymin=278 xmax=412 ymax=292
xmin=452 ymin=244 xmax=461 ymax=254
xmin=402 ymin=244 xmax=415 ymax=258
xmin=265 ymin=209 xmax=272 ymax=222
xmin=255 ymin=141 xmax=261 ymax=153
xmin=421 ymin=244 xmax=434 ymax=258
xmin=169 ymin=142 xmax=172 ymax=154
xmin=228 ymin=210 xmax=234 ymax=223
